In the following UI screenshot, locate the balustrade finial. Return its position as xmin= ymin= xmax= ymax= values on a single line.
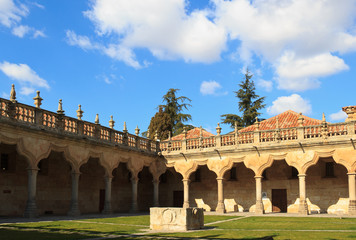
xmin=154 ymin=130 xmax=158 ymax=141
xmin=95 ymin=114 xmax=99 ymax=124
xmin=109 ymin=115 xmax=115 ymax=129
xmin=183 ymin=126 xmax=187 ymax=139
xmin=216 ymin=123 xmax=222 ymax=135
xmin=147 ymin=129 xmax=150 ymax=138
xmin=254 ymin=117 xmax=260 ymax=131
xmin=10 ymin=84 xmax=16 ymax=103
xmin=76 ymin=105 xmax=83 ymax=120
xmin=135 ymin=125 xmax=140 ymax=136
xmin=123 ymin=122 xmax=128 ymax=133
xmin=322 ymin=112 xmax=326 ymax=122
xmin=168 ymin=131 xmax=171 ymax=140
xmin=57 ymin=99 xmax=64 ymax=115
xmin=200 ymin=126 xmax=203 ymax=138
xmin=298 ymin=112 xmax=304 ymax=127
xmin=33 ymin=91 xmax=43 ymax=108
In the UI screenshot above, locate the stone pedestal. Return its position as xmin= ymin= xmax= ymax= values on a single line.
xmin=150 ymin=207 xmax=204 ymax=231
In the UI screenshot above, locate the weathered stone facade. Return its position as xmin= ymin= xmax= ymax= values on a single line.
xmin=0 ymin=86 xmax=356 ymax=217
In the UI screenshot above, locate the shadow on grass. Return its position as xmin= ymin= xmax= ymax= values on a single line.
xmin=0 ymin=228 xmax=93 ymax=240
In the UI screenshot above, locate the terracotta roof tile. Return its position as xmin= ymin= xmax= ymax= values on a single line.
xmin=239 ymin=110 xmax=322 ymax=132
xmin=170 ymin=127 xmax=215 ymax=140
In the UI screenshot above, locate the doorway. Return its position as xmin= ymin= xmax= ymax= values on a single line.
xmin=173 ymin=191 xmax=183 ymax=207
xmin=272 ymin=189 xmax=287 ymax=212
xmin=99 ymin=189 xmax=105 ymax=212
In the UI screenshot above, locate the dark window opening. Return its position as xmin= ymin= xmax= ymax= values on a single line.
xmin=325 ymin=162 xmax=335 ymax=177
xmin=291 ymin=167 xmax=298 ymax=179
xmin=1 ymin=154 xmax=9 ymax=171
xmin=262 ymin=170 xmax=267 ymax=180
xmin=128 ymin=172 xmax=132 ymax=182
xmin=229 ymin=167 xmax=237 ymax=181
xmin=160 ymin=172 xmax=167 ymax=183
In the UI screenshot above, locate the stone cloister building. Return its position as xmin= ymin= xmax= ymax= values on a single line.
xmin=0 ymin=85 xmax=355 ymax=218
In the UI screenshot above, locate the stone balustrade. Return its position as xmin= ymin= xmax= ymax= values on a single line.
xmin=0 ymin=97 xmax=159 ymax=154
xmin=161 ymin=121 xmax=355 ymax=153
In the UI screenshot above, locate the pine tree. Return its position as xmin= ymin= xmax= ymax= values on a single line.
xmin=146 ymin=88 xmax=192 ymax=139
xmin=147 ymin=106 xmax=172 ymax=140
xmin=221 ymin=70 xmax=265 ymax=128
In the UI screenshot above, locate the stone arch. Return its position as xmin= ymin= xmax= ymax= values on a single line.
xmin=173 ymin=160 xmax=198 ymax=180
xmin=333 ymin=148 xmax=356 ymax=173
xmin=244 ymin=153 xmax=288 ymax=177
xmin=207 ymin=158 xmax=234 ymax=178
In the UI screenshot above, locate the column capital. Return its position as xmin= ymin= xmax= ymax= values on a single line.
xmin=298 ymin=174 xmax=307 ymax=177
xmin=182 ymin=178 xmax=190 ymax=183
xmin=254 ymin=175 xmax=263 ymax=179
xmin=216 ymin=177 xmax=224 ymax=181
xmin=152 ymin=179 xmax=160 ymax=184
xmin=347 ymin=172 xmax=356 ymax=176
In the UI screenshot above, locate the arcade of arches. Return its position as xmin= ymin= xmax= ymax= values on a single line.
xmin=1 ymin=101 xmax=356 ymax=217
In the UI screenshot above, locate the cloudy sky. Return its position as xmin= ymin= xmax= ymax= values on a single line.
xmin=1 ymin=0 xmax=355 ymax=134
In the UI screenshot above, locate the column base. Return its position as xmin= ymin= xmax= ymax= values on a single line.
xmin=255 ymin=201 xmax=264 ymax=214
xmin=102 ymin=202 xmax=112 ymax=214
xmin=24 ymin=201 xmax=38 ymax=218
xmin=68 ymin=203 xmax=81 ymax=216
xmin=349 ymin=200 xmax=356 ymax=215
xmin=130 ymin=203 xmax=139 ymax=213
xmin=298 ymin=200 xmax=309 ymax=215
xmin=216 ymin=202 xmax=225 ymax=214
xmin=183 ymin=202 xmax=190 ymax=209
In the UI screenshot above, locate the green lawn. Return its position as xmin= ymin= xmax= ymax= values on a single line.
xmin=1 ymin=215 xmax=356 ymax=240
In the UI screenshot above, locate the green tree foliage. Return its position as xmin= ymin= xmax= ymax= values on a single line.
xmin=147 ymin=106 xmax=172 ymax=140
xmin=147 ymin=88 xmax=192 ymax=140
xmin=221 ymin=70 xmax=265 ymax=129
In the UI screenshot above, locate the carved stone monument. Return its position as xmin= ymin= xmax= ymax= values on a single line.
xmin=150 ymin=207 xmax=204 ymax=231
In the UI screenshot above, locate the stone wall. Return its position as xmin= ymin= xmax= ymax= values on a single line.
xmin=79 ymin=158 xmax=106 ymax=214
xmin=307 ymin=158 xmax=348 ymax=212
xmin=37 ymin=151 xmax=71 ymax=215
xmin=159 ymin=168 xmax=183 ymax=207
xmin=0 ymin=144 xmax=27 ymax=216
xmin=112 ymin=163 xmax=132 ymax=212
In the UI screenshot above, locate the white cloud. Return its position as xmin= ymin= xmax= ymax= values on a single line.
xmin=0 ymin=0 xmax=45 ymax=38
xmin=213 ymin=0 xmax=356 ymax=91
xmin=19 ymin=86 xmax=35 ymax=95
xmin=329 ymin=110 xmax=347 ymax=122
xmin=11 ymin=24 xmax=30 ymax=38
xmin=67 ymin=0 xmax=227 ymax=67
xmin=267 ymin=94 xmax=312 ymax=115
xmin=0 ymin=61 xmax=50 ymax=96
xmin=33 ymin=29 xmax=46 ymax=38
xmin=257 ymin=79 xmax=273 ymax=92
xmin=0 ymin=0 xmax=28 ymax=27
xmin=200 ymin=80 xmax=227 ymax=96
xmin=276 ymin=52 xmax=349 ymax=91
xmin=66 ymin=30 xmax=97 ymax=50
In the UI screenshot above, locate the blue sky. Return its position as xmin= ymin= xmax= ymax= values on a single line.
xmin=1 ymin=0 xmax=356 ymax=135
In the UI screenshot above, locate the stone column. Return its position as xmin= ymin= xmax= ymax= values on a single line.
xmin=130 ymin=177 xmax=139 ymax=212
xmin=183 ymin=179 xmax=190 ymax=208
xmin=68 ymin=172 xmax=81 ymax=216
xmin=255 ymin=176 xmax=264 ymax=214
xmin=348 ymin=173 xmax=356 ymax=215
xmin=215 ymin=177 xmax=225 ymax=213
xmin=298 ymin=174 xmax=308 ymax=215
xmin=102 ymin=176 xmax=113 ymax=214
xmin=24 ymin=168 xmax=38 ymax=218
xmin=153 ymin=179 xmax=160 ymax=207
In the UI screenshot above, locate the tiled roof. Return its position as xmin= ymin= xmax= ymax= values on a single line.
xmin=171 ymin=127 xmax=215 ymax=140
xmin=239 ymin=110 xmax=322 ymax=132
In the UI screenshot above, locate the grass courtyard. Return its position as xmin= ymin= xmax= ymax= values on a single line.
xmin=0 ymin=214 xmax=356 ymax=240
